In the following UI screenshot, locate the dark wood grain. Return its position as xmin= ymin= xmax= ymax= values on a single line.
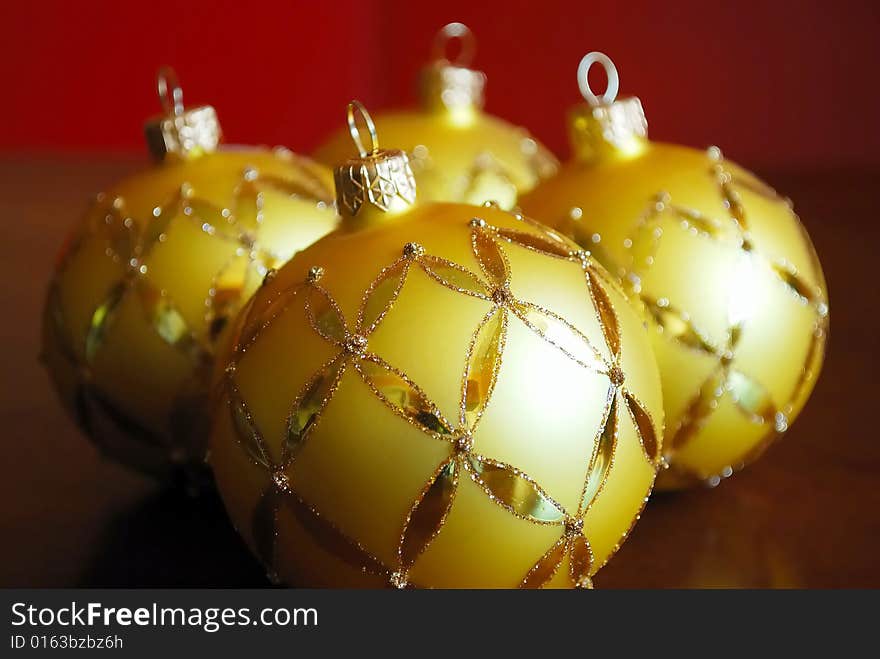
xmin=1 ymin=155 xmax=876 ymax=588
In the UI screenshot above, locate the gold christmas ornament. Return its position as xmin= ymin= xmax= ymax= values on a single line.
xmin=41 ymin=68 xmax=337 ymax=479
xmin=519 ymin=53 xmax=829 ymax=489
xmin=210 ymin=102 xmax=664 ymax=588
xmin=313 ymin=23 xmax=558 ymax=210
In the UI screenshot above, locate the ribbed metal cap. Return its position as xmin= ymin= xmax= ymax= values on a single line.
xmin=568 ymin=52 xmax=649 ymax=161
xmin=418 ymin=23 xmax=485 ymax=112
xmin=333 ymin=101 xmax=417 ymax=218
xmin=143 ymin=67 xmax=221 ymax=162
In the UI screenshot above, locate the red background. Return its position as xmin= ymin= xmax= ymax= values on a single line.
xmin=1 ymin=0 xmax=878 ymax=169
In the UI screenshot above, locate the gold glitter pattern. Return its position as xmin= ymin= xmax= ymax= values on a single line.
xmin=619 ymin=150 xmax=829 ymax=482
xmin=45 ymin=163 xmax=333 ymax=470
xmin=406 ymin=142 xmax=558 ymax=210
xmin=222 ymin=214 xmax=661 ymax=588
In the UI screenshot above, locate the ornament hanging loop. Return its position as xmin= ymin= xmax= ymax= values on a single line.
xmin=432 ymin=22 xmax=476 ymax=67
xmin=347 ymin=100 xmax=379 ymax=157
xmin=578 ymin=52 xmax=619 ymax=107
xmin=157 ymin=66 xmax=185 ymax=117
xmin=337 ymin=101 xmax=416 ymax=217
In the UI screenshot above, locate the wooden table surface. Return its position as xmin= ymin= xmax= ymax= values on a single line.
xmin=1 ymin=154 xmax=876 ymax=588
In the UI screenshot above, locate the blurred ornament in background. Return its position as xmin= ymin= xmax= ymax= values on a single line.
xmin=519 ymin=53 xmax=829 ymax=490
xmin=313 ymin=23 xmax=558 ymax=210
xmin=41 ymin=68 xmax=338 ymax=483
xmin=209 ymin=102 xmax=663 ymax=588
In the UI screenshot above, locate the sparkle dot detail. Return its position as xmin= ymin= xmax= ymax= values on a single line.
xmin=775 ymin=412 xmax=790 ymax=433
xmin=344 ymin=334 xmax=368 ymax=358
xmin=390 ymin=571 xmax=408 ymax=589
xmin=564 ymin=517 xmax=584 ymax=538
xmin=403 ymin=242 xmax=425 ymax=258
xmin=455 ymin=431 xmax=474 ymax=454
xmin=272 ymin=470 xmax=291 ymax=493
xmin=491 ymin=286 xmax=512 ymax=306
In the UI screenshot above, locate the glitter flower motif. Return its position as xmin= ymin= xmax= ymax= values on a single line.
xmin=619 ymin=149 xmax=829 ymax=484
xmin=223 ymin=214 xmax=661 ymax=588
xmin=44 ymin=164 xmax=333 ymax=465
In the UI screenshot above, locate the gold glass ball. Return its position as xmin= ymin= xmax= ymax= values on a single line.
xmin=210 ymin=198 xmax=664 ymax=588
xmin=521 ymin=131 xmax=828 ymax=489
xmin=42 ymin=147 xmax=337 ymax=478
xmin=313 ymin=24 xmax=556 ymax=210
xmin=314 ymin=111 xmax=557 ymax=211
